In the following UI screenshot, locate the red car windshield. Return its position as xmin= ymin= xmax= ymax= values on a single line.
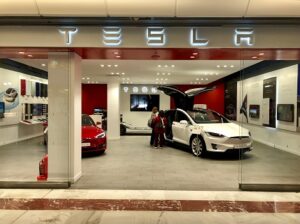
xmin=82 ymin=115 xmax=95 ymax=126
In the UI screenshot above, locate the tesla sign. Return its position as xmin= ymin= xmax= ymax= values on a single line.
xmin=58 ymin=26 xmax=255 ymax=47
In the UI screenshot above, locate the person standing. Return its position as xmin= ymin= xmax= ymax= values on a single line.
xmin=149 ymin=106 xmax=158 ymax=146
xmin=153 ymin=110 xmax=167 ymax=148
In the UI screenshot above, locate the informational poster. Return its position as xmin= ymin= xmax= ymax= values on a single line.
xmin=263 ymin=77 xmax=277 ymax=128
xmin=224 ymin=81 xmax=237 ymax=121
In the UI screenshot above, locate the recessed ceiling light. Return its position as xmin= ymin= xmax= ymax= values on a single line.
xmin=171 ymin=65 xmax=175 ymax=68
xmin=252 ymin=56 xmax=258 ymax=59
xmin=217 ymin=65 xmax=220 ymax=68
xmin=223 ymin=65 xmax=227 ymax=68
xmin=164 ymin=65 xmax=168 ymax=68
xmin=82 ymin=77 xmax=85 ymax=80
xmin=114 ymin=51 xmax=119 ymax=55
xmin=18 ymin=51 xmax=25 ymax=54
xmin=121 ymin=72 xmax=125 ymax=75
xmin=259 ymin=52 xmax=265 ymax=56
xmin=206 ymin=78 xmax=208 ymax=80
xmin=114 ymin=64 xmax=118 ymax=67
xmin=196 ymin=78 xmax=199 ymax=81
xmin=201 ymin=78 xmax=204 ymax=80
xmin=160 ymin=78 xmax=164 ymax=81
xmin=167 ymin=73 xmax=171 ymax=75
xmin=162 ymin=73 xmax=165 ymax=76
xmin=156 ymin=78 xmax=159 ymax=81
xmin=190 ymin=56 xmax=195 ymax=59
xmin=193 ymin=52 xmax=198 ymax=55
xmin=230 ymin=65 xmax=234 ymax=68
xmin=157 ymin=72 xmax=160 ymax=75
xmin=111 ymin=72 xmax=114 ymax=75
xmin=41 ymin=63 xmax=46 ymax=67
xmin=158 ymin=65 xmax=161 ymax=67
xmin=100 ymin=64 xmax=105 ymax=67
xmin=28 ymin=54 xmax=33 ymax=57
xmin=87 ymin=77 xmax=90 ymax=80
xmin=116 ymin=55 xmax=121 ymax=58
xmin=165 ymin=78 xmax=168 ymax=81
xmin=116 ymin=72 xmax=120 ymax=75
xmin=108 ymin=65 xmax=112 ymax=67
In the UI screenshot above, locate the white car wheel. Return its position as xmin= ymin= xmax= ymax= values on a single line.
xmin=191 ymin=136 xmax=206 ymax=157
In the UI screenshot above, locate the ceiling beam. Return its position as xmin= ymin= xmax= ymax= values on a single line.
xmin=0 ymin=17 xmax=300 ymax=26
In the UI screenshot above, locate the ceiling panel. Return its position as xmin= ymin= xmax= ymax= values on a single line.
xmin=106 ymin=0 xmax=176 ymax=17
xmin=246 ymin=0 xmax=300 ymax=17
xmin=0 ymin=0 xmax=38 ymax=16
xmin=176 ymin=0 xmax=249 ymax=17
xmin=36 ymin=0 xmax=107 ymax=17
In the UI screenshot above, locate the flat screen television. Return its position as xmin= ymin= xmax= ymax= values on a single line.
xmin=249 ymin=104 xmax=260 ymax=118
xmin=0 ymin=102 xmax=5 ymax=118
xmin=130 ymin=94 xmax=159 ymax=112
xmin=277 ymin=104 xmax=294 ymax=122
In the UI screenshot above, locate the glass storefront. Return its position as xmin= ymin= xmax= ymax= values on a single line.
xmin=239 ymin=60 xmax=300 ymax=190
xmin=0 ymin=25 xmax=299 ymax=191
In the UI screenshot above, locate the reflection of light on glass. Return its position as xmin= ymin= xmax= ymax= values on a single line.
xmin=132 ymin=87 xmax=139 ymax=93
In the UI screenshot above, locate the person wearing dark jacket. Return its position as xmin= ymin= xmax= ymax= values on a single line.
xmin=152 ymin=110 xmax=167 ymax=148
xmin=149 ymin=106 xmax=158 ymax=146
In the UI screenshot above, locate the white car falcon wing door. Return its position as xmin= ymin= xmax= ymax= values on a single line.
xmin=158 ymin=85 xmax=216 ymax=110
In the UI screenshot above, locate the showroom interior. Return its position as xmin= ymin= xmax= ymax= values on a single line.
xmin=0 ymin=26 xmax=300 ymax=191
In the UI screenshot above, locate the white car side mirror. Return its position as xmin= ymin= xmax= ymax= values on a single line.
xmin=179 ymin=120 xmax=188 ymax=126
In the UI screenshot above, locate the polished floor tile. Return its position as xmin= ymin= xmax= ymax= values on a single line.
xmin=0 ymin=136 xmax=299 ymax=190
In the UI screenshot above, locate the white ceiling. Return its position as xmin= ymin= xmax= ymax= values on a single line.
xmin=0 ymin=0 xmax=299 ymax=17
xmin=12 ymin=59 xmax=259 ymax=85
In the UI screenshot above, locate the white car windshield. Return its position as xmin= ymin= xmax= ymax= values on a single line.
xmin=187 ymin=110 xmax=229 ymax=124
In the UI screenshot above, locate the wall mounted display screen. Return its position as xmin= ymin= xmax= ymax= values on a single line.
xmin=130 ymin=94 xmax=159 ymax=112
xmin=249 ymin=105 xmax=260 ymax=118
xmin=277 ymin=104 xmax=294 ymax=122
xmin=0 ymin=102 xmax=5 ymax=118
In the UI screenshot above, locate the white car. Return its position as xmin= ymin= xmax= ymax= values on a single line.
xmin=164 ymin=108 xmax=253 ymax=157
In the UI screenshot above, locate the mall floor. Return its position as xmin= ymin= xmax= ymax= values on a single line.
xmin=0 ymin=189 xmax=299 ymax=224
xmin=0 ymin=136 xmax=299 ymax=190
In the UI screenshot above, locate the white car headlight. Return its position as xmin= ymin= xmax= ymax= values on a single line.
xmin=206 ymin=132 xmax=225 ymax=138
xmin=96 ymin=132 xmax=106 ymax=139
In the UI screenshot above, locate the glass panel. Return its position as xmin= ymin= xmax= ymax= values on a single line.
xmin=0 ymin=50 xmax=71 ymax=183
xmin=239 ymin=59 xmax=300 ymax=187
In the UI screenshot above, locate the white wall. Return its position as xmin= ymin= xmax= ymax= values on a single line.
xmin=0 ymin=67 xmax=47 ymax=146
xmin=120 ymin=85 xmax=170 ymax=128
xmin=237 ymin=65 xmax=300 ymax=155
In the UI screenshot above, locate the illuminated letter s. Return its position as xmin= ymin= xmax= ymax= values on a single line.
xmin=146 ymin=27 xmax=166 ymax=46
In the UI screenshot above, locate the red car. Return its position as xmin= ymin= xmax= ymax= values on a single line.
xmin=81 ymin=114 xmax=107 ymax=154
xmin=44 ymin=114 xmax=107 ymax=154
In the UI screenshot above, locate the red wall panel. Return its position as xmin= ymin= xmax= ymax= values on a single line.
xmin=82 ymin=84 xmax=107 ymax=115
xmin=170 ymin=82 xmax=225 ymax=115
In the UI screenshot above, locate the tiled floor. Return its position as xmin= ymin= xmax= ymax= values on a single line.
xmin=0 ymin=189 xmax=299 ymax=224
xmin=0 ymin=136 xmax=299 ymax=190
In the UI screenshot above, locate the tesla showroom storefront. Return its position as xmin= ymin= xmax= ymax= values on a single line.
xmin=0 ymin=25 xmax=299 ymax=191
